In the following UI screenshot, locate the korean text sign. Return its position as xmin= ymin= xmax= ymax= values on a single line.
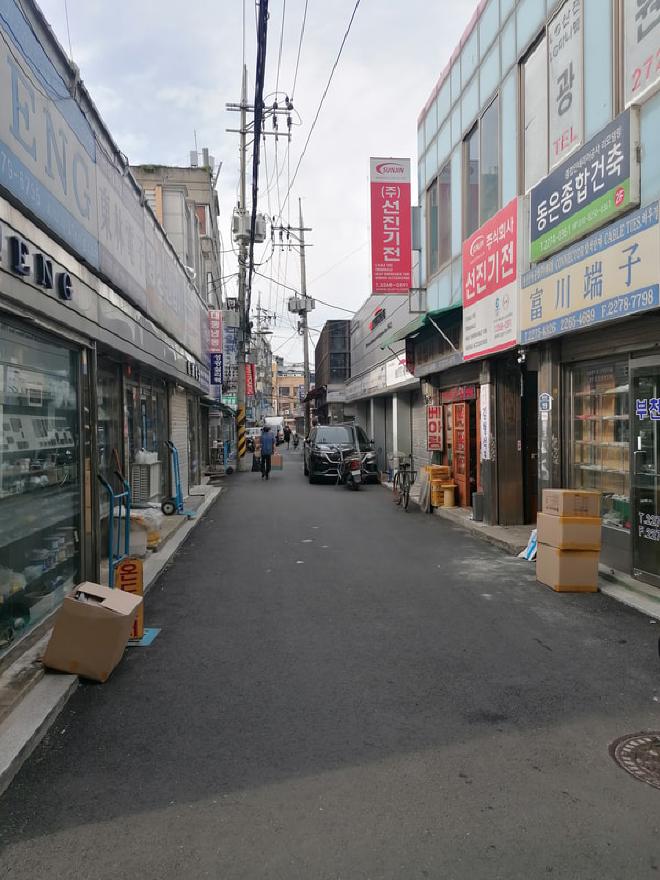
xmin=208 ymin=310 xmax=223 ymax=353
xmin=520 ymin=201 xmax=660 ymax=345
xmin=624 ymin=0 xmax=660 ymax=106
xmin=427 ymin=405 xmax=443 ymax=451
xmin=370 ymin=158 xmax=412 ymax=293
xmin=530 ymin=109 xmax=640 ymax=263
xmin=548 ymin=0 xmax=583 ymax=170
xmin=245 ymin=363 xmax=256 ymax=397
xmin=463 ymin=198 xmax=519 ymax=361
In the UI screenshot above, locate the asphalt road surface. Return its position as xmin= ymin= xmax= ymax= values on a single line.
xmin=1 ymin=446 xmax=659 ymax=879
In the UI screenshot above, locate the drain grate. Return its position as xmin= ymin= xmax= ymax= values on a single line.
xmin=610 ymin=733 xmax=660 ymax=790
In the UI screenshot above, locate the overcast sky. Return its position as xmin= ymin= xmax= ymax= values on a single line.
xmin=39 ymin=0 xmax=475 ymax=364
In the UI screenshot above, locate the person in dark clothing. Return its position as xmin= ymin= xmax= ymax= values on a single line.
xmin=283 ymin=424 xmax=291 ymax=449
xmin=260 ymin=426 xmax=275 ymax=479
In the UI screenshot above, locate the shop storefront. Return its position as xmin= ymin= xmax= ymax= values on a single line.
xmin=523 ymin=199 xmax=660 ymax=584
xmin=0 ymin=319 xmax=83 ymax=650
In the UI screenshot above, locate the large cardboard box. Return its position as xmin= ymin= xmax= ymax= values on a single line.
xmin=271 ymin=453 xmax=283 ymax=470
xmin=42 ymin=582 xmax=142 ymax=682
xmin=536 ymin=512 xmax=602 ymax=550
xmin=542 ymin=489 xmax=601 ymax=518
xmin=536 ymin=544 xmax=599 ymax=592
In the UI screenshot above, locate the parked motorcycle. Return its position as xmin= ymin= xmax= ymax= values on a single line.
xmin=335 ymin=446 xmax=362 ymax=491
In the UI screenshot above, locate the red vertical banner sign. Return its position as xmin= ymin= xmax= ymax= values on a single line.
xmin=427 ymin=405 xmax=444 ymax=451
xmin=245 ymin=363 xmax=256 ymax=397
xmin=370 ymin=158 xmax=412 ymax=293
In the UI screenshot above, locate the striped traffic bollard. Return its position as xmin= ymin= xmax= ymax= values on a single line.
xmin=237 ymin=404 xmax=247 ymax=462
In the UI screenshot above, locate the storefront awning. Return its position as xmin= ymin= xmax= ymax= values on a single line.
xmin=379 ymin=304 xmax=460 ymax=349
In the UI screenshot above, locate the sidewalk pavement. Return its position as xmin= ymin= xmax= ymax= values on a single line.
xmin=385 ymin=481 xmax=660 ymax=624
xmin=0 ymin=484 xmax=223 ymax=797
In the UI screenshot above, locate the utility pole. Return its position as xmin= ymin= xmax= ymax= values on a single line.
xmin=235 ymin=66 xmax=249 ymax=471
xmin=273 ymin=205 xmax=315 ymax=436
xmin=298 ymin=199 xmax=311 ymax=438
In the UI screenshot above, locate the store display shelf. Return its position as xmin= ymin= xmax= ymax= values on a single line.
xmin=23 ymin=557 xmax=76 ymax=601
xmin=1 ymin=444 xmax=75 ymax=456
xmin=575 ymin=414 xmax=629 ymax=421
xmin=574 ymin=440 xmax=629 ymax=447
xmin=577 ymin=464 xmax=628 ymax=475
xmin=574 ymin=385 xmax=629 ymax=398
xmin=0 ymin=488 xmax=78 ymax=549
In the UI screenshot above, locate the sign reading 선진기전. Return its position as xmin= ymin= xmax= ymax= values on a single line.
xmin=370 ymin=158 xmax=412 ymax=294
xmin=520 ymin=201 xmax=660 ymax=345
xmin=462 ymin=199 xmax=519 ymax=361
xmin=624 ymin=0 xmax=660 ymax=107
xmin=530 ymin=109 xmax=640 ymax=263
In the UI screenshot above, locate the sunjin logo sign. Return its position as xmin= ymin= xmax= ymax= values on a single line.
xmin=375 ymin=162 xmax=405 ymax=176
xmin=370 ymin=157 xmax=412 ymax=293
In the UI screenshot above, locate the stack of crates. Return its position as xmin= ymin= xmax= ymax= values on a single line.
xmin=536 ymin=489 xmax=602 ymax=592
xmin=428 ymin=465 xmax=451 ymax=508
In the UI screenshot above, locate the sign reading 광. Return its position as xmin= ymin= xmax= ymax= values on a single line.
xmin=624 ymin=0 xmax=660 ymax=106
xmin=370 ymin=158 xmax=412 ymax=294
xmin=427 ymin=405 xmax=443 ymax=451
xmin=520 ymin=201 xmax=660 ymax=345
xmin=548 ymin=0 xmax=583 ymax=170
xmin=463 ymin=198 xmax=519 ymax=361
xmin=530 ymin=109 xmax=640 ymax=263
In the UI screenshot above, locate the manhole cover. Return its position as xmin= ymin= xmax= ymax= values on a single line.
xmin=610 ymin=733 xmax=660 ymax=790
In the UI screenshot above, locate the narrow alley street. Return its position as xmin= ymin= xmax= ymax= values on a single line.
xmin=1 ymin=448 xmax=659 ymax=879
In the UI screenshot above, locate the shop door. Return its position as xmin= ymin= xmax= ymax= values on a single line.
xmin=453 ymin=402 xmax=471 ymax=507
xmin=631 ymin=362 xmax=660 ymax=588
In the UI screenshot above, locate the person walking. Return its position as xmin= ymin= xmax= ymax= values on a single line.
xmin=283 ymin=424 xmax=291 ymax=450
xmin=260 ymin=425 xmax=275 ymax=480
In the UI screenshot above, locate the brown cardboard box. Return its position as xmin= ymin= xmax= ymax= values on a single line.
xmin=542 ymin=489 xmax=601 ymax=518
xmin=536 ymin=544 xmax=599 ymax=592
xmin=536 ymin=512 xmax=602 ymax=550
xmin=42 ymin=582 xmax=143 ymax=682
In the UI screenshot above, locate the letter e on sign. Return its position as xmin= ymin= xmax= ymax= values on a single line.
xmin=115 ymin=556 xmax=144 ymax=640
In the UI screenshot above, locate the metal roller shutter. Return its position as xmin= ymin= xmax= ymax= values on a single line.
xmin=411 ymin=387 xmax=431 ymax=470
xmin=170 ymin=388 xmax=189 ymax=497
xmin=560 ymin=313 xmax=660 ymax=363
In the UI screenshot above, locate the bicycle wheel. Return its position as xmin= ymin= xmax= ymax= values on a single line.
xmin=402 ymin=474 xmax=411 ymax=510
xmin=392 ymin=472 xmax=403 ymax=505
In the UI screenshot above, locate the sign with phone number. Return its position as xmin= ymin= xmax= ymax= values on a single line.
xmin=520 ymin=201 xmax=660 ymax=344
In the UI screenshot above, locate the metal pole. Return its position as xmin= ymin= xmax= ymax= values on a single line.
xmin=236 ymin=66 xmax=249 ymax=470
xmin=299 ymin=198 xmax=311 ymax=436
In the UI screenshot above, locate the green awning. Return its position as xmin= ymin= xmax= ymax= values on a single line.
xmin=379 ymin=304 xmax=460 ymax=349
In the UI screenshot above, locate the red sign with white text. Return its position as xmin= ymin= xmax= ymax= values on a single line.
xmin=370 ymin=158 xmax=412 ymax=293
xmin=245 ymin=363 xmax=256 ymax=397
xmin=208 ymin=309 xmax=223 ymax=354
xmin=427 ymin=405 xmax=443 ymax=451
xmin=462 ymin=198 xmax=519 ymax=361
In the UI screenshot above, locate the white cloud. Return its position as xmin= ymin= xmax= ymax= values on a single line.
xmin=37 ymin=0 xmax=477 ymax=360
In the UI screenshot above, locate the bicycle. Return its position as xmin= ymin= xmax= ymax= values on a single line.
xmin=392 ymin=455 xmax=416 ymax=511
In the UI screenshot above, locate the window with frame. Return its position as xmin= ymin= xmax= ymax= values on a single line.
xmin=479 ymin=97 xmax=500 ymax=224
xmin=522 ymin=35 xmax=548 ymax=193
xmin=464 ymin=125 xmax=480 ymax=238
xmin=279 ymin=386 xmax=290 ymax=397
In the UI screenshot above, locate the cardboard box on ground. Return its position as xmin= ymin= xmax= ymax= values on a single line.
xmin=42 ymin=583 xmax=143 ymax=682
xmin=536 ymin=489 xmax=602 ymax=593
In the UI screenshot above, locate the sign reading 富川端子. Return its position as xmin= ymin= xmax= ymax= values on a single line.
xmin=520 ymin=201 xmax=660 ymax=345
xmin=530 ymin=109 xmax=640 ymax=264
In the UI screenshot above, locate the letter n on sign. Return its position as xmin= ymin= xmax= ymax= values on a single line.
xmin=115 ymin=557 xmax=144 ymax=640
xmin=427 ymin=405 xmax=443 ymax=451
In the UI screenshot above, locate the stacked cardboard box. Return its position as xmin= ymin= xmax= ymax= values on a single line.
xmin=536 ymin=490 xmax=601 ymax=592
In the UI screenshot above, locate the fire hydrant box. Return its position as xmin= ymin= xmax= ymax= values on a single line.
xmin=42 ymin=582 xmax=143 ymax=682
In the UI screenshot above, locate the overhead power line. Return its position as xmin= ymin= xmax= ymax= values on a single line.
xmin=282 ymin=0 xmax=362 ymax=214
xmin=291 ymin=0 xmax=309 ymax=100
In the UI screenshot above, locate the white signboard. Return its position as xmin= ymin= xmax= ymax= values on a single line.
xmin=548 ymin=0 xmax=583 ymax=170
xmin=624 ymin=0 xmax=660 ymax=106
xmin=480 ymin=385 xmax=491 ymax=461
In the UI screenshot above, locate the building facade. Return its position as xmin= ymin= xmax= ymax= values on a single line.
xmin=272 ymin=361 xmax=309 ymax=429
xmin=313 ymin=320 xmax=351 ymax=424
xmin=410 ymin=0 xmax=660 ymax=581
xmin=0 ymin=0 xmax=212 ymax=658
xmin=345 ymin=295 xmax=421 ymax=476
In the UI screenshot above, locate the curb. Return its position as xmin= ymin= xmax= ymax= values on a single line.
xmin=0 ymin=485 xmax=223 ymax=799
